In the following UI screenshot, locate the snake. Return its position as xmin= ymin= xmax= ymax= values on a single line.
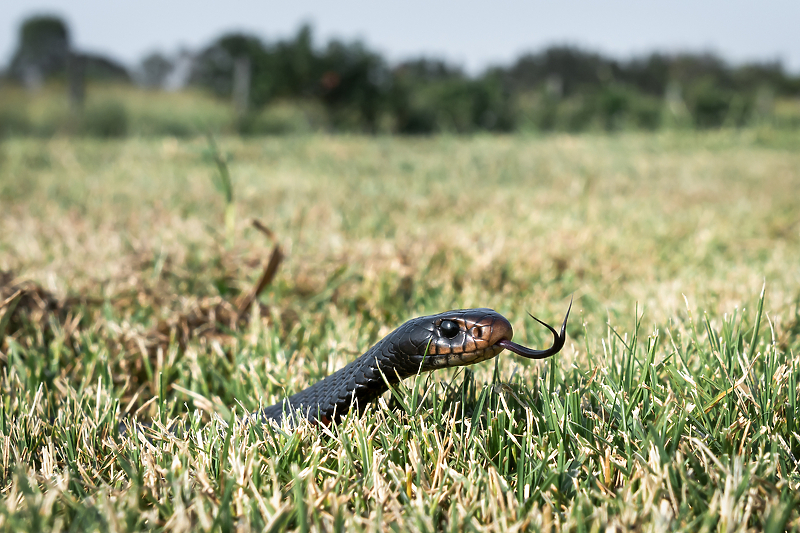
xmin=256 ymin=300 xmax=572 ymax=425
xmin=121 ymin=302 xmax=570 ymax=434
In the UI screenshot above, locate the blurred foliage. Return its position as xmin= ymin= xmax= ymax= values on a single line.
xmin=7 ymin=15 xmax=70 ymax=83
xmin=2 ymin=16 xmax=800 ymax=136
xmin=389 ymin=62 xmax=515 ymax=134
xmin=6 ymin=14 xmax=129 ymax=88
xmin=135 ymin=52 xmax=174 ymax=88
xmin=189 ymin=33 xmax=274 ymax=106
xmin=0 ymin=106 xmax=34 ymax=138
xmin=77 ymin=100 xmax=129 ymax=137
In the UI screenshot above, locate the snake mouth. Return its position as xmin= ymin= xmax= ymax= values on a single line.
xmin=495 ymin=298 xmax=572 ymax=360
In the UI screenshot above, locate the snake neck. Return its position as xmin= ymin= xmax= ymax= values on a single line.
xmin=257 ymin=335 xmax=423 ymax=424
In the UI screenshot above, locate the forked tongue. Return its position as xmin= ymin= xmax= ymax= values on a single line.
xmin=497 ymin=297 xmax=572 ymax=360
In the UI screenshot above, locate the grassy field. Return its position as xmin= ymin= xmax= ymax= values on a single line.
xmin=1 ymin=130 xmax=799 ymax=531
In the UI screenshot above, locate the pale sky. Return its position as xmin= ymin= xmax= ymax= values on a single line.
xmin=2 ymin=0 xmax=799 ymax=74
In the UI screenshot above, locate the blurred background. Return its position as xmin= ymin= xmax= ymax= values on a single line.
xmin=1 ymin=0 xmax=799 ymax=138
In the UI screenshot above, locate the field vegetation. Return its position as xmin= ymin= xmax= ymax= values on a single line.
xmin=1 ymin=129 xmax=800 ymax=531
xmin=3 ymin=81 xmax=800 ymax=140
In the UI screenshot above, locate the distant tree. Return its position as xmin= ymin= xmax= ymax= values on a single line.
xmin=190 ymin=27 xmax=331 ymax=111
xmin=184 ymin=24 xmax=800 ymax=134
xmin=8 ymin=15 xmax=70 ymax=85
xmin=504 ymin=46 xmax=616 ymax=95
xmin=686 ymin=79 xmax=734 ymax=128
xmin=388 ymin=59 xmax=466 ymax=133
xmin=394 ymin=58 xmax=464 ymax=82
xmin=136 ymin=52 xmax=174 ymax=88
xmin=668 ymin=53 xmax=733 ymax=90
xmin=318 ymin=39 xmax=389 ymax=131
xmin=82 ymin=53 xmax=129 ymax=82
xmin=388 ymin=62 xmax=514 ymax=134
xmin=732 ymin=61 xmax=799 ymax=95
xmin=190 ymin=33 xmax=273 ymax=106
xmin=618 ymin=54 xmax=672 ymax=96
xmin=271 ymin=24 xmax=320 ymax=97
xmin=7 ymin=14 xmax=128 ymax=88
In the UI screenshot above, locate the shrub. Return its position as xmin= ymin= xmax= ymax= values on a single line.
xmin=0 ymin=106 xmax=33 ymax=137
xmin=79 ymin=100 xmax=128 ymax=137
xmin=631 ymin=95 xmax=663 ymax=130
xmin=688 ymin=80 xmax=732 ymax=128
xmin=235 ymin=101 xmax=325 ymax=135
xmin=558 ymin=96 xmax=598 ymax=132
xmin=597 ymin=86 xmax=631 ymax=131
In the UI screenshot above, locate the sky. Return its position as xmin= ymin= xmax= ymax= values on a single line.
xmin=2 ymin=0 xmax=799 ymax=74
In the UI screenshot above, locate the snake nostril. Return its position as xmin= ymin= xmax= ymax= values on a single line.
xmin=472 ymin=326 xmax=483 ymax=339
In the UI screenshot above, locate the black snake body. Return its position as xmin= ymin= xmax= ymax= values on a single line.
xmin=257 ymin=304 xmax=571 ymax=425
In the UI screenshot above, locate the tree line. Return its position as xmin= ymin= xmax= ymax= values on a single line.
xmin=5 ymin=15 xmax=800 ymax=134
xmin=180 ymin=25 xmax=800 ymax=132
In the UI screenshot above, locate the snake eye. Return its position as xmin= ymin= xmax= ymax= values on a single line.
xmin=440 ymin=320 xmax=459 ymax=338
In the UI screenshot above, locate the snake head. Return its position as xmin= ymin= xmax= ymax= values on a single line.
xmin=393 ymin=308 xmax=513 ymax=371
xmin=394 ymin=302 xmax=571 ymax=371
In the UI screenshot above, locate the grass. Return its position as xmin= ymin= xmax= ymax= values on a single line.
xmin=0 ymin=83 xmax=325 ymax=138
xmin=0 ymin=130 xmax=799 ymax=531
